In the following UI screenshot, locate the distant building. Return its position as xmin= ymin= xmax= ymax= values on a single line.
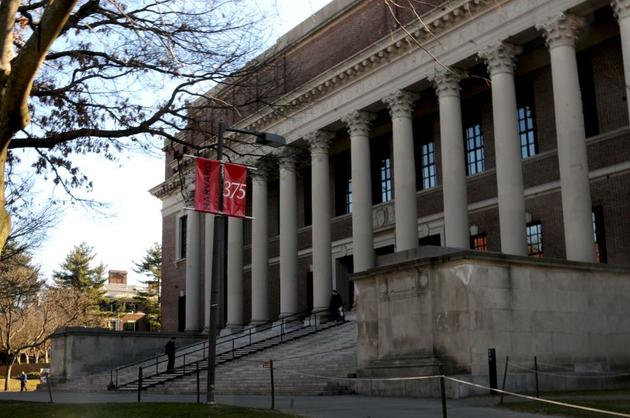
xmin=102 ymin=270 xmax=151 ymax=331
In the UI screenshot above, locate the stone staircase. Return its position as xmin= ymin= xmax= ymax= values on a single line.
xmin=47 ymin=316 xmax=357 ymax=396
xmin=154 ymin=319 xmax=357 ymax=396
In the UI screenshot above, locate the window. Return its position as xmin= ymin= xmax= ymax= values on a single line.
xmin=593 ymin=207 xmax=607 ymax=263
xmin=179 ymin=215 xmax=188 ymax=259
xmin=470 ymin=233 xmax=488 ymax=251
xmin=518 ymin=105 xmax=537 ymax=158
xmin=465 ymin=123 xmax=485 ymax=176
xmin=124 ymin=321 xmax=137 ymax=331
xmin=526 ymin=222 xmax=543 ymax=257
xmin=421 ymin=142 xmax=437 ymax=189
xmin=380 ymin=158 xmax=393 ymax=202
xmin=345 ymin=179 xmax=353 ymax=214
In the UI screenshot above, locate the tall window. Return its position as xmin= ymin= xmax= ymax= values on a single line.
xmin=518 ymin=105 xmax=537 ymax=158
xmin=380 ymin=158 xmax=393 ymax=202
xmin=470 ymin=233 xmax=488 ymax=251
xmin=421 ymin=142 xmax=437 ymax=189
xmin=592 ymin=207 xmax=607 ymax=263
xmin=526 ymin=222 xmax=543 ymax=257
xmin=465 ymin=123 xmax=485 ymax=176
xmin=345 ymin=179 xmax=353 ymax=214
xmin=179 ymin=215 xmax=188 ymax=259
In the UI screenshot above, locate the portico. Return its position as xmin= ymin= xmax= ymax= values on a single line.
xmin=152 ymin=0 xmax=630 ymax=332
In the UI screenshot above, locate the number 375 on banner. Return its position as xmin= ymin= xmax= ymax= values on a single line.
xmin=194 ymin=157 xmax=248 ymax=218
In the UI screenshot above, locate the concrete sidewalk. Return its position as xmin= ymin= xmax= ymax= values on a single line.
xmin=0 ymin=390 xmax=553 ymax=417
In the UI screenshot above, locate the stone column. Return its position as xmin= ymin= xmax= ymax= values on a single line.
xmin=430 ymin=69 xmax=469 ymax=249
xmin=538 ymin=14 xmax=595 ymax=262
xmin=226 ymin=216 xmax=244 ymax=328
xmin=613 ymin=0 xmax=630 ymax=118
xmin=203 ymin=214 xmax=215 ymax=328
xmin=279 ymin=152 xmax=299 ymax=317
xmin=479 ymin=42 xmax=528 ymax=256
xmin=341 ymin=111 xmax=376 ymax=272
xmin=383 ymin=90 xmax=419 ymax=251
xmin=185 ymin=209 xmax=201 ymax=331
xmin=250 ymin=162 xmax=271 ymax=324
xmin=306 ymin=131 xmax=334 ymax=314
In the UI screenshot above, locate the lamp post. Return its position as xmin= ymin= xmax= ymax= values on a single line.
xmin=206 ymin=121 xmax=285 ymax=404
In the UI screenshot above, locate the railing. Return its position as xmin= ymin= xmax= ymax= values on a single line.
xmin=110 ymin=310 xmax=330 ymax=390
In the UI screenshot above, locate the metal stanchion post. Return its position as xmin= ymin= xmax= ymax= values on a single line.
xmin=196 ymin=362 xmax=200 ymax=404
xmin=440 ymin=373 xmax=447 ymax=418
xmin=137 ymin=367 xmax=143 ymax=403
xmin=270 ymin=360 xmax=275 ymax=410
xmin=534 ymin=356 xmax=540 ymax=398
xmin=500 ymin=356 xmax=509 ymax=405
xmin=488 ymin=348 xmax=497 ymax=395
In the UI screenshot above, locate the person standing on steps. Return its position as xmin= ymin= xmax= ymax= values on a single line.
xmin=328 ymin=290 xmax=344 ymax=322
xmin=165 ymin=337 xmax=176 ymax=372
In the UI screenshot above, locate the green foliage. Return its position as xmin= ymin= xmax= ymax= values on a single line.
xmin=0 ymin=249 xmax=42 ymax=313
xmin=133 ymin=242 xmax=162 ymax=292
xmin=53 ymin=242 xmax=106 ymax=292
xmin=0 ymin=402 xmax=302 ymax=417
xmin=133 ymin=243 xmax=162 ymax=330
xmin=52 ymin=242 xmax=106 ymax=324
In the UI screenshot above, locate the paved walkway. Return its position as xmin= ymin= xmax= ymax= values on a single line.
xmin=0 ymin=390 xmax=553 ymax=417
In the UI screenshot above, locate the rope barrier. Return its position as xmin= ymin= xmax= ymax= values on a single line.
xmin=445 ymin=376 xmax=630 ymax=418
xmin=274 ymin=367 xmax=441 ymax=382
xmin=507 ymin=362 xmax=630 ymax=379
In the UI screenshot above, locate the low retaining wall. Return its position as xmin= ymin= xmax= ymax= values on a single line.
xmin=353 ymin=246 xmax=630 ymax=397
xmin=50 ymin=328 xmax=204 ymax=382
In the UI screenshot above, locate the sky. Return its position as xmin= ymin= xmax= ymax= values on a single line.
xmin=29 ymin=0 xmax=333 ymax=285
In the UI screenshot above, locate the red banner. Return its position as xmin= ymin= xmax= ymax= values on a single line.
xmin=223 ymin=163 xmax=248 ymax=218
xmin=194 ymin=158 xmax=220 ymax=213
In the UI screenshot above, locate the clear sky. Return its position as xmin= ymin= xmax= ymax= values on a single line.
xmin=30 ymin=0 xmax=333 ymax=285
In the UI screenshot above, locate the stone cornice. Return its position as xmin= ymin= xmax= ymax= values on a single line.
xmin=478 ymin=42 xmax=523 ymax=76
xmin=241 ymin=0 xmax=506 ymax=134
xmin=537 ymin=13 xmax=585 ymax=49
xmin=341 ymin=111 xmax=376 ymax=137
xmin=612 ymin=0 xmax=630 ymax=21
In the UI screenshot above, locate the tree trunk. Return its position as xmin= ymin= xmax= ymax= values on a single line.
xmin=0 ymin=145 xmax=10 ymax=255
xmin=3 ymin=355 xmax=14 ymax=391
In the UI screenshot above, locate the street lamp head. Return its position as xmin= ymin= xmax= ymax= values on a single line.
xmin=256 ymin=132 xmax=286 ymax=147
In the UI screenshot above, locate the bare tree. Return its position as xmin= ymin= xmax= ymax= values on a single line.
xmin=0 ymin=251 xmax=88 ymax=390
xmin=0 ymin=0 xmax=284 ymax=254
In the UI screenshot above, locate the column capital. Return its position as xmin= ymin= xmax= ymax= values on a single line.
xmin=429 ymin=68 xmax=464 ymax=98
xmin=252 ymin=159 xmax=274 ymax=181
xmin=537 ymin=13 xmax=585 ymax=49
xmin=383 ymin=90 xmax=419 ymax=119
xmin=341 ymin=111 xmax=376 ymax=137
xmin=612 ymin=0 xmax=630 ymax=20
xmin=305 ymin=130 xmax=334 ymax=155
xmin=478 ymin=42 xmax=523 ymax=76
xmin=278 ymin=150 xmax=299 ymax=172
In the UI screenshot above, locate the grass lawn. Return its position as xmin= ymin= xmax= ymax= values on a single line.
xmin=0 ymin=402 xmax=303 ymax=418
xmin=501 ymin=399 xmax=630 ymax=417
xmin=0 ymin=378 xmax=40 ymax=392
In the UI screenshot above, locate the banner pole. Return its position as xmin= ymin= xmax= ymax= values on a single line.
xmin=207 ymin=121 xmax=225 ymax=405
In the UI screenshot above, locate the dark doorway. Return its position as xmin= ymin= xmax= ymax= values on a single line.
xmin=335 ymin=256 xmax=354 ymax=310
xmin=177 ymin=294 xmax=186 ymax=332
xmin=419 ymin=234 xmax=441 ymax=246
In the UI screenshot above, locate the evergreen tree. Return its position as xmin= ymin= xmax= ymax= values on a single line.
xmin=53 ymin=243 xmax=106 ymax=291
xmin=53 ymin=243 xmax=106 ymax=321
xmin=133 ymin=243 xmax=162 ymax=330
